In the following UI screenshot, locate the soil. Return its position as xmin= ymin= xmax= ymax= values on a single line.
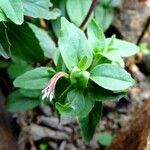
xmin=0 ymin=1 xmax=150 ymax=150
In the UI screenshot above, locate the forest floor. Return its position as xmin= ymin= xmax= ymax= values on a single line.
xmin=0 ymin=2 xmax=150 ymax=150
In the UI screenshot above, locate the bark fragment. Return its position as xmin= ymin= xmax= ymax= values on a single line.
xmin=107 ymin=101 xmax=150 ymax=150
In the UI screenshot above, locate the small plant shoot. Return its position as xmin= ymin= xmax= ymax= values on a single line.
xmin=0 ymin=0 xmax=139 ymax=144
xmin=12 ymin=18 xmax=139 ymax=143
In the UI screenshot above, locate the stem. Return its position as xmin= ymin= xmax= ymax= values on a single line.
xmin=58 ymin=85 xmax=72 ymax=102
xmin=80 ymin=0 xmax=98 ymax=29
xmin=88 ymin=54 xmax=102 ymax=70
xmin=136 ymin=16 xmax=150 ymax=45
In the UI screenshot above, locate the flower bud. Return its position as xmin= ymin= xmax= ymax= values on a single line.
xmin=70 ymin=68 xmax=90 ymax=89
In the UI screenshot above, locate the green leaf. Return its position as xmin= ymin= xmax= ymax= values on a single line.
xmin=0 ymin=60 xmax=9 ymax=68
xmin=106 ymin=38 xmax=139 ymax=57
xmin=100 ymin=51 xmax=125 ymax=67
xmin=66 ymin=0 xmax=92 ymax=26
xmin=56 ymin=102 xmax=76 ymax=118
xmin=102 ymin=0 xmax=122 ymax=7
xmin=51 ymin=0 xmax=67 ymax=16
xmin=87 ymin=19 xmax=106 ymax=52
xmin=56 ymin=89 xmax=95 ymax=118
xmin=51 ymin=0 xmax=67 ymax=37
xmin=0 ymin=0 xmax=23 ymax=24
xmin=0 ymin=44 xmax=9 ymax=59
xmin=6 ymin=90 xmax=40 ymax=112
xmin=97 ymin=132 xmax=113 ymax=146
xmin=0 ymin=24 xmax=11 ymax=58
xmin=77 ymin=56 xmax=88 ymax=70
xmin=90 ymin=64 xmax=134 ymax=91
xmin=22 ymin=0 xmax=61 ymax=20
xmin=59 ymin=18 xmax=93 ymax=71
xmin=95 ymin=4 xmax=113 ymax=31
xmin=79 ymin=101 xmax=103 ymax=143
xmin=67 ymin=90 xmax=95 ymax=118
xmin=51 ymin=18 xmax=61 ymax=37
xmin=54 ymin=49 xmax=61 ymax=66
xmin=56 ymin=90 xmax=86 ymax=118
xmin=6 ymin=23 xmax=44 ymax=62
xmin=39 ymin=143 xmax=48 ymax=150
xmin=14 ymin=67 xmax=55 ymax=90
xmin=19 ymin=89 xmax=40 ymax=98
xmin=96 ymin=36 xmax=124 ymax=68
xmin=68 ymin=90 xmax=83 ymax=107
xmin=81 ymin=91 xmax=95 ymax=118
xmin=54 ymin=49 xmax=67 ymax=72
xmin=99 ymin=37 xmax=139 ymax=67
xmin=7 ymin=58 xmax=32 ymax=79
xmin=90 ymin=86 xmax=125 ymax=101
xmin=0 ymin=9 xmax=8 ymax=22
xmin=28 ymin=23 xmax=56 ymax=59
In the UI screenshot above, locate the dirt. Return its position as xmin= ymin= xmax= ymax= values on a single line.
xmin=0 ymin=1 xmax=150 ymax=150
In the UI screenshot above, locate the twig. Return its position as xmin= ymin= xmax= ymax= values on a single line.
xmin=80 ymin=0 xmax=98 ymax=29
xmin=136 ymin=16 xmax=150 ymax=45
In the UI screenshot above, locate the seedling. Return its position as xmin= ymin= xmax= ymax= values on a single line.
xmin=11 ymin=18 xmax=139 ymax=142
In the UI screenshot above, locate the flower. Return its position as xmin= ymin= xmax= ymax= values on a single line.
xmin=42 ymin=83 xmax=55 ymax=101
xmin=42 ymin=72 xmax=68 ymax=101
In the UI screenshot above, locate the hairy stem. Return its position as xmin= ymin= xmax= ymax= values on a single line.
xmin=80 ymin=0 xmax=98 ymax=29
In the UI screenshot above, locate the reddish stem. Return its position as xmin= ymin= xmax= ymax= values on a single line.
xmin=80 ymin=0 xmax=98 ymax=29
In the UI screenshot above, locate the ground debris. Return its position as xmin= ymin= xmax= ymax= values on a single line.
xmin=29 ymin=123 xmax=70 ymax=141
xmin=107 ymin=101 xmax=150 ymax=150
xmin=37 ymin=116 xmax=73 ymax=133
